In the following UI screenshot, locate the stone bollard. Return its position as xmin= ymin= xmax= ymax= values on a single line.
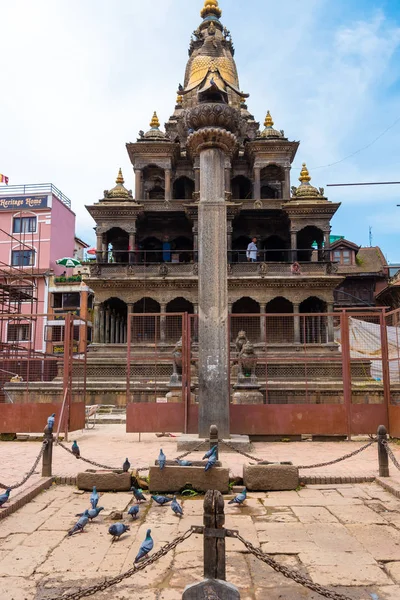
xmin=42 ymin=426 xmax=54 ymax=478
xmin=182 ymin=490 xmax=240 ymax=599
xmin=377 ymin=424 xmax=389 ymax=478
xmin=209 ymin=424 xmax=219 ymax=460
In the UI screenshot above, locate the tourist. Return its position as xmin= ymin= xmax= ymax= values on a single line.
xmin=246 ymin=237 xmax=258 ymax=263
xmin=162 ymin=236 xmax=171 ymax=263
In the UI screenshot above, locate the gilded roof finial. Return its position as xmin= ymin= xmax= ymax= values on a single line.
xmin=176 ymin=94 xmax=183 ymax=105
xmin=299 ymin=163 xmax=312 ymax=184
xmin=150 ymin=111 xmax=160 ymax=129
xmin=116 ymin=168 xmax=124 ymax=185
xmin=201 ymin=0 xmax=222 ymax=19
xmin=264 ymin=111 xmax=274 ymax=128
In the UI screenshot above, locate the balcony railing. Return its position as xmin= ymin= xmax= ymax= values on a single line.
xmin=0 ymin=183 xmax=71 ymax=209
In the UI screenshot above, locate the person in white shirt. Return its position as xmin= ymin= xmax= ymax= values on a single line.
xmin=246 ymin=237 xmax=258 ymax=262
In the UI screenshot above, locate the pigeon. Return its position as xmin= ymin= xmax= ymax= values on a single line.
xmin=71 ymin=441 xmax=80 ymax=458
xmin=47 ymin=413 xmax=56 ymax=432
xmin=68 ymin=513 xmax=89 ymax=536
xmin=171 ymin=496 xmax=183 ymax=517
xmin=128 ymin=505 xmax=140 ymax=519
xmin=131 ymin=487 xmax=147 ymax=503
xmin=90 ymin=486 xmax=99 ymax=509
xmin=228 ymin=488 xmax=247 ymax=505
xmin=175 ymin=459 xmax=192 ymax=467
xmin=205 ymin=452 xmax=217 ymax=472
xmin=178 ymin=83 xmax=184 ymax=92
xmin=0 ymin=488 xmax=11 ymax=508
xmin=158 ymin=449 xmax=166 ymax=470
xmin=135 ymin=529 xmax=154 ymax=562
xmin=123 ymin=458 xmax=131 ymax=473
xmin=76 ymin=507 xmax=104 ymax=521
xmin=202 ymin=446 xmax=218 ymax=460
xmin=151 ymin=495 xmax=173 ymax=506
xmin=109 ymin=522 xmax=130 ymax=542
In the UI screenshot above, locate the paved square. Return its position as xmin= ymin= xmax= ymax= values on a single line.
xmin=1 ymin=482 xmax=400 ymax=599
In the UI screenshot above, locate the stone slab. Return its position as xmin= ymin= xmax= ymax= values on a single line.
xmin=243 ymin=464 xmax=299 ymax=491
xmin=183 ymin=578 xmax=240 ymax=599
xmin=177 ymin=434 xmax=251 ymax=453
xmin=76 ymin=471 xmax=131 ymax=492
xmin=149 ymin=465 xmax=229 ymax=493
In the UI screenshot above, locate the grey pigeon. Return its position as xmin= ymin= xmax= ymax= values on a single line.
xmin=158 ymin=449 xmax=166 ymax=470
xmin=109 ymin=522 xmax=130 ymax=542
xmin=123 ymin=458 xmax=131 ymax=472
xmin=175 ymin=459 xmax=192 ymax=466
xmin=0 ymin=488 xmax=11 ymax=508
xmin=76 ymin=507 xmax=104 ymax=520
xmin=71 ymin=441 xmax=80 ymax=458
xmin=131 ymin=487 xmax=146 ymax=503
xmin=128 ymin=505 xmax=139 ymax=519
xmin=205 ymin=453 xmax=217 ymax=472
xmin=228 ymin=488 xmax=247 ymax=505
xmin=178 ymin=83 xmax=184 ymax=92
xmin=90 ymin=486 xmax=99 ymax=509
xmin=171 ymin=496 xmax=183 ymax=517
xmin=68 ymin=513 xmax=89 ymax=536
xmin=135 ymin=529 xmax=153 ymax=562
xmin=47 ymin=413 xmax=56 ymax=432
xmin=202 ymin=446 xmax=217 ymax=460
xmin=151 ymin=495 xmax=173 ymax=506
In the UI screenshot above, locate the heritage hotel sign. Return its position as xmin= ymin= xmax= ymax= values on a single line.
xmin=0 ymin=195 xmax=48 ymax=210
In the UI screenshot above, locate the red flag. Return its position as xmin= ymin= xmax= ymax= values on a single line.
xmin=0 ymin=174 xmax=9 ymax=184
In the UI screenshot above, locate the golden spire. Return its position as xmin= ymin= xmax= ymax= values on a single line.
xmin=116 ymin=168 xmax=124 ymax=184
xmin=150 ymin=111 xmax=160 ymax=129
xmin=176 ymin=94 xmax=183 ymax=105
xmin=264 ymin=111 xmax=274 ymax=128
xmin=299 ymin=163 xmax=312 ymax=184
xmin=201 ymin=0 xmax=222 ymax=19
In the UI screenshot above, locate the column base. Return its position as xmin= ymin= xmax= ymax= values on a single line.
xmin=176 ymin=434 xmax=251 ymax=453
xmin=232 ymin=389 xmax=264 ymax=405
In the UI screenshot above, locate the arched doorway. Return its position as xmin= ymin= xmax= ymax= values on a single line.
xmin=260 ymin=165 xmax=284 ymax=199
xmin=231 ymin=235 xmax=251 ymax=263
xmin=300 ymin=297 xmax=327 ymax=344
xmin=106 ymin=228 xmax=129 ymax=263
xmin=132 ymin=297 xmax=161 ymax=343
xmin=262 ymin=235 xmax=288 ymax=262
xmin=173 ymin=177 xmax=195 ymax=200
xmin=166 ymin=297 xmax=194 ymax=342
xmin=265 ymin=297 xmax=294 ymax=344
xmin=231 ymin=297 xmax=260 ymax=343
xmin=102 ymin=298 xmax=128 ymax=344
xmin=171 ymin=236 xmax=193 ymax=263
xmin=141 ymin=237 xmax=162 ymax=263
xmin=297 ymin=226 xmax=324 ymax=262
xmin=231 ymin=176 xmax=252 ymax=200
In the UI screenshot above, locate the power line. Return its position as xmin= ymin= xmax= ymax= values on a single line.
xmin=327 ymin=181 xmax=400 ymax=187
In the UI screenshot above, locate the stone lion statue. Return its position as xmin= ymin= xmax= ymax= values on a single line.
xmin=238 ymin=341 xmax=258 ymax=382
xmin=235 ymin=330 xmax=248 ymax=354
xmin=171 ymin=338 xmax=183 ymax=383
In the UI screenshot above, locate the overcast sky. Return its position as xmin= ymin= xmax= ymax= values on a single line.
xmin=1 ymin=0 xmax=399 ymax=261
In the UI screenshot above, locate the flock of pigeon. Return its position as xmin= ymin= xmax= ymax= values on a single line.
xmin=0 ymin=418 xmax=247 ymax=565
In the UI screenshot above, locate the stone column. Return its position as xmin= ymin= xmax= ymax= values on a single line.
xmin=135 ymin=169 xmax=142 ymax=201
xmin=193 ymin=223 xmax=198 ymax=262
xmin=96 ymin=232 xmax=103 ymax=263
xmin=119 ymin=318 xmax=124 ymax=345
xmin=105 ymin=307 xmax=111 ymax=344
xmin=194 ymin=158 xmax=200 ymax=193
xmin=227 ymin=221 xmax=233 ymax=262
xmin=293 ymin=303 xmax=301 ymax=344
xmin=283 ymin=166 xmax=291 ymax=199
xmin=224 ymin=158 xmax=231 ymax=193
xmin=110 ymin=311 xmax=116 ymax=344
xmin=324 ymin=229 xmax=331 ymax=262
xmin=260 ymin=303 xmax=267 ymax=344
xmin=160 ymin=302 xmax=167 ymax=343
xmin=327 ymin=302 xmax=334 ymax=343
xmin=93 ymin=303 xmax=101 ymax=343
xmin=99 ymin=306 xmax=105 ymax=344
xmin=115 ymin=315 xmax=120 ymax=344
xmin=165 ymin=168 xmax=172 ymax=201
xmin=102 ymin=234 xmax=108 ymax=263
xmin=253 ymin=166 xmax=261 ymax=200
xmin=291 ymin=230 xmax=297 ymax=262
xmin=127 ymin=304 xmax=134 ymax=344
xmin=129 ymin=230 xmax=136 ymax=264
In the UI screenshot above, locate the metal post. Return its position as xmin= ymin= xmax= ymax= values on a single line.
xmin=378 ymin=424 xmax=389 ymax=477
xmin=42 ymin=426 xmax=54 ymax=477
xmin=209 ymin=424 xmax=219 ymax=460
xmin=63 ymin=313 xmax=72 ymax=443
xmin=203 ymin=490 xmax=226 ymax=581
xmin=340 ymin=310 xmax=353 ymax=440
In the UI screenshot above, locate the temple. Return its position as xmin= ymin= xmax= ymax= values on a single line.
xmin=85 ymin=0 xmax=342 ymax=349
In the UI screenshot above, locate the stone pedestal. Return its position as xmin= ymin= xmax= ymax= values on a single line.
xmin=149 ymin=465 xmax=229 ymax=494
xmin=77 ymin=471 xmax=131 ymax=492
xmin=166 ymin=386 xmax=183 ymax=403
xmin=183 ymin=579 xmax=240 ymax=599
xmin=243 ymin=464 xmax=299 ymax=491
xmin=177 ymin=434 xmax=251 ymax=453
xmin=232 ymin=387 xmax=264 ymax=405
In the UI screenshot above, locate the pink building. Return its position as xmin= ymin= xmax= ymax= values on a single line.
xmin=0 ymin=183 xmax=75 ymax=354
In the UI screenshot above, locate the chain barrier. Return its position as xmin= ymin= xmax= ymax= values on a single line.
xmin=381 ymin=440 xmax=400 ymax=471
xmin=175 ymin=439 xmax=209 ymax=461
xmin=234 ymin=532 xmax=353 ymax=600
xmin=297 ymin=440 xmax=376 ymax=469
xmin=219 ymin=440 xmax=263 ymax=463
xmin=0 ymin=440 xmax=48 ymax=490
xmin=57 ymin=441 xmax=121 ymax=471
xmin=51 ymin=528 xmax=193 ymax=600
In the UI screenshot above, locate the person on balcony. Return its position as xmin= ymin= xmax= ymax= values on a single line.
xmin=246 ymin=238 xmax=258 ymax=263
xmin=162 ymin=236 xmax=171 ymax=263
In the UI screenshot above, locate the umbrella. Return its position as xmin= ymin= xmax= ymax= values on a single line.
xmin=56 ymin=257 xmax=82 ymax=268
xmin=87 ymin=248 xmax=97 ymax=256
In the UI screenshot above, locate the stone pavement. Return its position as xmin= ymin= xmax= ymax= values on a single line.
xmin=3 ymin=424 xmax=400 ymax=497
xmin=1 ymin=483 xmax=400 ymax=599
